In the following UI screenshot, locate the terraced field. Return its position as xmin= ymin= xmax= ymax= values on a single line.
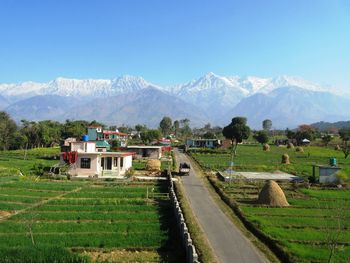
xmin=216 ymin=180 xmax=350 ymax=262
xmin=0 ymin=175 xmax=184 ymax=262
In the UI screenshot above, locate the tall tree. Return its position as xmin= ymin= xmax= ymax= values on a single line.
xmin=0 ymin=111 xmax=17 ymax=150
xmin=173 ymin=120 xmax=180 ymax=136
xmin=62 ymin=120 xmax=89 ymax=139
xmin=140 ymin=129 xmax=162 ymax=144
xmin=222 ymin=117 xmax=251 ymax=156
xmin=262 ymin=119 xmax=272 ymax=131
xmin=339 ymin=128 xmax=350 ymax=159
xmin=159 ymin=116 xmax=172 ymax=137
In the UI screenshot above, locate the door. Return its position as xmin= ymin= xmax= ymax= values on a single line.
xmin=101 ymin=157 xmax=112 ymax=170
xmin=106 ymin=157 xmax=112 ymax=170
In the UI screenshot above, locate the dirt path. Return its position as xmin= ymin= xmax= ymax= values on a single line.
xmin=175 ymin=149 xmax=268 ymax=263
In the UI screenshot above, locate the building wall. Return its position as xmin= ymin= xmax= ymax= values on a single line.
xmin=130 ymin=148 xmax=161 ymax=159
xmin=319 ymin=167 xmax=341 ymax=183
xmin=71 ymin=142 xmax=96 ymax=153
xmin=68 ymin=154 xmax=100 ymax=176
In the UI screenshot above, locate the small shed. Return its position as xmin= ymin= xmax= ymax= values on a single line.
xmin=313 ymin=165 xmax=341 ymax=183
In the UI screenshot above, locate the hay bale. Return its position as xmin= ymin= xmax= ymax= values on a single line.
xmin=258 ymin=180 xmax=289 ymax=207
xmin=281 ymin=153 xmax=290 ymax=164
xmin=335 ymin=145 xmax=341 ymax=151
xmin=287 ymin=142 xmax=294 ymax=149
xmin=263 ymin=144 xmax=270 ymax=151
xmin=295 ymin=146 xmax=304 ymax=153
xmin=145 ymin=160 xmax=161 ymax=171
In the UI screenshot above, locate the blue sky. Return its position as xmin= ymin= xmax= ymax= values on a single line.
xmin=0 ymin=0 xmax=349 ymax=90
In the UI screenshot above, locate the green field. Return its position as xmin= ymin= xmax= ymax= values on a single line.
xmin=0 ymin=174 xmax=184 ymax=262
xmin=0 ymin=147 xmax=60 ymax=176
xmin=212 ymin=179 xmax=350 ymax=262
xmin=190 ymin=145 xmax=350 ymax=178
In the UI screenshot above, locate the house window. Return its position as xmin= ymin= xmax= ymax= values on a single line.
xmin=81 ymin=158 xmax=91 ymax=169
xmin=120 ymin=157 xmax=124 ymax=168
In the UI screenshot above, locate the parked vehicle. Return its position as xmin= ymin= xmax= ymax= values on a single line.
xmin=179 ymin=162 xmax=190 ymax=175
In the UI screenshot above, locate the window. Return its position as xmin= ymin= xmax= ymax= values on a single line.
xmin=80 ymin=158 xmax=91 ymax=169
xmin=120 ymin=157 xmax=123 ymax=168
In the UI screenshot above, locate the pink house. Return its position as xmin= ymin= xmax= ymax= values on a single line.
xmin=61 ymin=141 xmax=134 ymax=177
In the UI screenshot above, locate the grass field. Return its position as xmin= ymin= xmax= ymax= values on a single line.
xmin=190 ymin=145 xmax=350 ymax=178
xmin=0 ymin=174 xmax=184 ymax=262
xmin=0 ymin=147 xmax=60 ymax=176
xmin=212 ymin=179 xmax=350 ymax=262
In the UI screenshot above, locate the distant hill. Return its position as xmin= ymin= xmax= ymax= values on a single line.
xmin=1 ymin=73 xmax=350 ymax=128
xmin=311 ymin=121 xmax=350 ymax=131
xmin=226 ymin=86 xmax=350 ymax=129
xmin=0 ymin=95 xmax=9 ymax=110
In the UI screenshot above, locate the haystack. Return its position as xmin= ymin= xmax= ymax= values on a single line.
xmin=263 ymin=143 xmax=270 ymax=151
xmin=295 ymin=146 xmax=304 ymax=153
xmin=145 ymin=160 xmax=161 ymax=171
xmin=281 ymin=153 xmax=290 ymax=164
xmin=258 ymin=180 xmax=289 ymax=207
xmin=287 ymin=142 xmax=294 ymax=149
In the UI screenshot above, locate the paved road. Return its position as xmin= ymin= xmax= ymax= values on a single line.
xmin=175 ymin=149 xmax=267 ymax=263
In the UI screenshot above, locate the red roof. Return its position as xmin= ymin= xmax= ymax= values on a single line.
xmin=103 ymin=131 xmax=128 ymax=136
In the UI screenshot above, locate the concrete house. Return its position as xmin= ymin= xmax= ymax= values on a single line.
xmin=186 ymin=139 xmax=221 ymax=149
xmin=87 ymin=126 xmax=128 ymax=147
xmin=61 ymin=141 xmax=133 ymax=177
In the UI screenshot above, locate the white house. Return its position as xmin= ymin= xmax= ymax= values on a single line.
xmin=61 ymin=141 xmax=134 ymax=177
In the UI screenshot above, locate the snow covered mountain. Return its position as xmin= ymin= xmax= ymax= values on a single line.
xmin=0 ymin=73 xmax=348 ymax=128
xmin=226 ymin=86 xmax=350 ymax=129
xmin=0 ymin=75 xmax=155 ymax=100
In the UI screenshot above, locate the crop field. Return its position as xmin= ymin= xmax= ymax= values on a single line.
xmin=0 ymin=175 xmax=184 ymax=262
xmin=189 ymin=145 xmax=350 ymax=178
xmin=0 ymin=147 xmax=60 ymax=176
xmin=214 ymin=179 xmax=350 ymax=262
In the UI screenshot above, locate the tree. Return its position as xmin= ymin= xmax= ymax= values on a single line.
xmin=285 ymin=128 xmax=295 ymax=139
xmin=253 ymin=131 xmax=269 ymax=145
xmin=294 ymin=124 xmax=316 ymax=145
xmin=140 ymin=129 xmax=162 ymax=144
xmin=262 ymin=119 xmax=272 ymax=131
xmin=0 ymin=111 xmax=17 ymax=150
xmin=135 ymin=124 xmax=146 ymax=132
xmin=222 ymin=117 xmax=251 ymax=156
xmin=179 ymin=118 xmax=192 ymax=138
xmin=173 ymin=120 xmax=180 ymax=136
xmin=62 ymin=120 xmax=89 ymax=139
xmin=159 ymin=116 xmax=172 ymax=137
xmin=339 ymin=128 xmax=350 ymax=159
xmin=322 ymin=134 xmax=333 ymax=147
xmin=203 ymin=131 xmax=216 ymax=139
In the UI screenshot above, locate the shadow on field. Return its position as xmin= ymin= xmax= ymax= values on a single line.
xmin=155 ymin=181 xmax=186 ymax=263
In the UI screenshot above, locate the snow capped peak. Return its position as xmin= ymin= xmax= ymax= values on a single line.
xmin=0 ymin=73 xmax=333 ymax=103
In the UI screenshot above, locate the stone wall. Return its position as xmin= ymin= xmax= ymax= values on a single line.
xmin=167 ymin=171 xmax=200 ymax=263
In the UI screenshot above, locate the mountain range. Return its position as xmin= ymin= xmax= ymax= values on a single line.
xmin=0 ymin=73 xmax=349 ymax=129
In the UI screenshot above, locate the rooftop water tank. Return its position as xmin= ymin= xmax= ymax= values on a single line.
xmin=82 ymin=135 xmax=89 ymax=142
